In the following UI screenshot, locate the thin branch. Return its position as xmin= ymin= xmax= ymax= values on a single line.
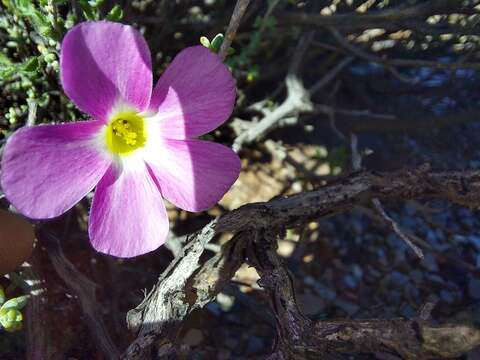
xmin=219 ymin=0 xmax=251 ymax=61
xmin=349 ymin=133 xmax=424 ymax=258
xmin=313 ymin=40 xmax=480 ymax=71
xmin=217 ymin=166 xmax=480 ymax=233
xmin=277 ymin=0 xmax=476 ymax=32
xmin=232 ymin=33 xmax=315 ymax=152
xmin=26 ymin=100 xmax=37 ymax=127
xmin=316 ymin=108 xmax=480 ymax=134
xmin=233 ymin=74 xmax=312 ymax=152
xmin=372 ymin=198 xmax=424 ymax=259
xmin=308 ymin=56 xmax=354 ymax=95
xmin=328 ymin=27 xmax=414 ymax=83
xmin=233 ymin=34 xmax=356 ymax=152
xmin=350 ymin=132 xmax=362 ymax=171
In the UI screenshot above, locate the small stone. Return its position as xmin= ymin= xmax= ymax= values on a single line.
xmin=390 ymin=271 xmax=409 ymax=286
xmin=183 ymin=329 xmax=204 ymax=347
xmin=336 ymin=299 xmax=360 ymax=315
xmin=298 ymin=292 xmax=326 ymax=316
xmin=387 ymin=290 xmax=402 ymax=303
xmin=343 ymin=275 xmax=357 ymax=289
xmin=469 ymin=235 xmax=480 ymax=251
xmin=427 ymin=274 xmax=444 ymax=284
xmin=216 ymin=292 xmax=235 ymax=312
xmin=368 ymin=266 xmax=382 ymax=278
xmin=277 ymin=239 xmax=296 ymax=257
xmin=426 ymin=230 xmax=438 ymax=243
xmin=410 ymin=269 xmax=424 ymax=284
xmin=453 ymin=234 xmax=469 ymax=244
xmin=352 ymin=264 xmax=363 ymax=279
xmin=224 ymin=336 xmax=238 ymax=350
xmin=404 ymin=202 xmax=417 ymax=216
xmin=421 ymin=253 xmax=439 ymax=272
xmin=469 ymin=278 xmax=480 ymax=300
xmin=440 ymin=290 xmax=455 ymax=303
xmin=246 ymin=336 xmax=264 ymax=355
xmin=400 ymin=304 xmax=416 ymax=319
xmin=216 ymin=349 xmax=231 ymax=360
xmin=206 ymin=302 xmax=221 ymax=316
xmin=315 ymin=285 xmax=337 ymax=301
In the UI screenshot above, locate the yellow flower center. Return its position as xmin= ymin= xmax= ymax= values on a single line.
xmin=105 ymin=112 xmax=146 ymax=155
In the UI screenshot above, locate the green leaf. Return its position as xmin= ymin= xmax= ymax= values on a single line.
xmin=43 ymin=53 xmax=56 ymax=63
xmin=9 ymin=0 xmax=54 ymax=39
xmin=0 ymin=53 xmax=12 ymax=66
xmin=106 ymin=4 xmax=123 ymax=21
xmin=0 ymin=286 xmax=5 ymax=306
xmin=210 ymin=33 xmax=224 ymax=52
xmin=200 ymin=36 xmax=210 ymax=48
xmin=0 ymin=308 xmax=23 ymax=331
xmin=0 ymin=56 xmax=39 ymax=80
xmin=1 ymin=295 xmax=28 ymax=311
xmin=23 ymin=57 xmax=39 ymax=71
xmin=78 ymin=0 xmax=97 ymax=20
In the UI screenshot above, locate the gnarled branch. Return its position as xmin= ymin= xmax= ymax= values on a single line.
xmin=123 ymin=166 xmax=480 ymax=358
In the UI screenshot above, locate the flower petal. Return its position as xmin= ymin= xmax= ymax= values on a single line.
xmin=149 ymin=46 xmax=235 ymax=139
xmin=1 ymin=121 xmax=110 ymax=219
xmin=89 ymin=163 xmax=168 ymax=257
xmin=60 ymin=21 xmax=152 ymax=121
xmin=145 ymin=138 xmax=241 ymax=212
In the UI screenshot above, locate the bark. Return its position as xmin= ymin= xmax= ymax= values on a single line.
xmin=123 ymin=166 xmax=480 ymax=359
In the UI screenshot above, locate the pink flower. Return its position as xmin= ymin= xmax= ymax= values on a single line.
xmin=1 ymin=21 xmax=240 ymax=257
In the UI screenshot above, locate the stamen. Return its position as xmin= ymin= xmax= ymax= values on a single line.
xmin=105 ymin=112 xmax=146 ymax=155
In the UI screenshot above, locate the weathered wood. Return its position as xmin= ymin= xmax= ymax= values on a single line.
xmin=123 ymin=166 xmax=480 ymax=358
xmin=278 ymin=0 xmax=476 ymax=33
xmin=250 ymin=230 xmax=480 ymax=359
xmin=218 ymin=166 xmax=480 ymax=232
xmin=123 ymin=223 xmax=247 ymax=359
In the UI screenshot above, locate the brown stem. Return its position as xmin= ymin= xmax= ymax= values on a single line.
xmin=219 ymin=0 xmax=251 ymax=61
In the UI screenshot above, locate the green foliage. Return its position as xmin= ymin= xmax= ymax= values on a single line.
xmin=77 ymin=0 xmax=122 ymax=21
xmin=78 ymin=0 xmax=102 ymax=20
xmin=7 ymin=0 xmax=57 ymax=39
xmin=200 ymin=33 xmax=226 ymax=53
xmin=226 ymin=0 xmax=285 ymax=82
xmin=0 ymin=286 xmax=5 ymax=306
xmin=106 ymin=4 xmax=123 ymax=21
xmin=210 ymin=33 xmax=224 ymax=52
xmin=0 ymin=286 xmax=27 ymax=332
xmin=0 ymin=0 xmax=123 ymax=138
xmin=0 ymin=56 xmax=38 ymax=79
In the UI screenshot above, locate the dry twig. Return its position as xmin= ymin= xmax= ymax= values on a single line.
xmin=278 ymin=0 xmax=476 ymax=33
xmin=123 ymin=223 xmax=246 ymax=359
xmin=233 ymin=33 xmax=353 ymax=152
xmin=372 ymin=198 xmax=424 ymax=259
xmin=219 ymin=0 xmax=251 ymax=61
